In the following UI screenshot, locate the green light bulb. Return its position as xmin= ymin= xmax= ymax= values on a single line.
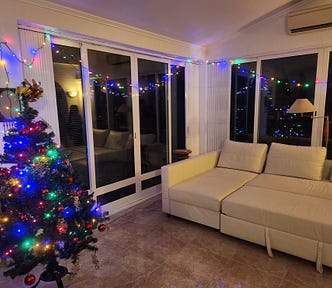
xmin=47 ymin=149 xmax=58 ymax=159
xmin=22 ymin=238 xmax=35 ymax=249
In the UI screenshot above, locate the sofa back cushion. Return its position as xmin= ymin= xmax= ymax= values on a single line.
xmin=93 ymin=129 xmax=109 ymax=147
xmin=141 ymin=133 xmax=155 ymax=145
xmin=104 ymin=130 xmax=129 ymax=150
xmin=217 ymin=140 xmax=268 ymax=173
xmin=265 ymin=142 xmax=327 ymax=180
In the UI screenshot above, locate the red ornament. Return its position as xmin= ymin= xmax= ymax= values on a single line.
xmin=24 ymin=274 xmax=36 ymax=286
xmin=86 ymin=223 xmax=93 ymax=230
xmin=98 ymin=224 xmax=107 ymax=232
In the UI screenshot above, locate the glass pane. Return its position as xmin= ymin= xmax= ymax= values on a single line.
xmin=88 ymin=50 xmax=134 ymax=187
xmin=325 ymin=51 xmax=332 ymax=159
xmin=171 ymin=65 xmax=186 ymax=161
xmin=230 ymin=62 xmax=256 ymax=142
xmin=259 ymin=54 xmax=317 ymax=146
xmin=52 ymin=44 xmax=90 ymax=188
xmin=138 ymin=59 xmax=168 ymax=173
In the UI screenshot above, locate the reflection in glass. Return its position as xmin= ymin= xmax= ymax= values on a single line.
xmin=230 ymin=62 xmax=256 ymax=142
xmin=138 ymin=59 xmax=168 ymax=173
xmin=259 ymin=54 xmax=317 ymax=146
xmin=52 ymin=44 xmax=90 ymax=188
xmin=0 ymin=88 xmax=17 ymax=120
xmin=88 ymin=50 xmax=134 ymax=187
xmin=325 ymin=51 xmax=332 ymax=159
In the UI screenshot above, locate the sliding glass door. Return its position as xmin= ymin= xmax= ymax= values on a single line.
xmin=52 ymin=39 xmax=173 ymax=205
xmin=138 ymin=59 xmax=168 ymax=174
xmin=87 ymin=49 xmax=134 ymax=188
xmin=52 ymin=43 xmax=90 ymax=188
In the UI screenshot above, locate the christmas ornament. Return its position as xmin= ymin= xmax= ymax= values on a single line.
xmin=24 ymin=274 xmax=36 ymax=286
xmin=56 ymin=218 xmax=68 ymax=234
xmin=73 ymin=196 xmax=80 ymax=211
xmin=98 ymin=223 xmax=107 ymax=232
xmin=16 ymin=79 xmax=43 ymax=102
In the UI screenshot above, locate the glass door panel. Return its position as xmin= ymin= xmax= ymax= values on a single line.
xmin=87 ymin=49 xmax=134 ymax=187
xmin=52 ymin=44 xmax=90 ymax=188
xmin=138 ymin=59 xmax=168 ymax=173
xmin=230 ymin=62 xmax=256 ymax=142
xmin=259 ymin=54 xmax=317 ymax=146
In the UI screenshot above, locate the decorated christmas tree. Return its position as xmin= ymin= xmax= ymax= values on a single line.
xmin=0 ymin=79 xmax=106 ymax=287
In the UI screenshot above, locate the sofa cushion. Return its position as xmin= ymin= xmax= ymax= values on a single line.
xmin=217 ymin=140 xmax=268 ymax=173
xmin=222 ymin=186 xmax=332 ymax=244
xmin=265 ymin=142 xmax=326 ymax=180
xmin=141 ymin=133 xmax=155 ymax=145
xmin=104 ymin=130 xmax=129 ymax=150
xmin=247 ymin=173 xmax=332 ymax=200
xmin=169 ymin=167 xmax=257 ymax=212
xmin=93 ymin=129 xmax=109 ymax=147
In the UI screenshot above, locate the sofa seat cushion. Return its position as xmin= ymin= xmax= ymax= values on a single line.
xmin=246 ymin=174 xmax=332 ymax=200
xmin=222 ymin=186 xmax=332 ymax=244
xmin=169 ymin=167 xmax=257 ymax=212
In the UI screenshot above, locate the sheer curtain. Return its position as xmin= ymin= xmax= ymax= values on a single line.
xmin=185 ymin=62 xmax=200 ymax=155
xmin=205 ymin=61 xmax=231 ymax=152
xmin=19 ymin=28 xmax=60 ymax=144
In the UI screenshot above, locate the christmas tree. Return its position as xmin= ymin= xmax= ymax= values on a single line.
xmin=0 ymin=79 xmax=106 ymax=286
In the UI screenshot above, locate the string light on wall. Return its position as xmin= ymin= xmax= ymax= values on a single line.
xmin=0 ymin=33 xmax=49 ymax=86
xmin=0 ymin=34 xmax=49 ymax=122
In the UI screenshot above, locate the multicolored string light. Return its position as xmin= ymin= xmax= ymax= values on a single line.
xmin=0 ymin=33 xmax=49 ymax=86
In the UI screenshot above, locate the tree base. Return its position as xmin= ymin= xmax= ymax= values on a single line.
xmin=31 ymin=264 xmax=68 ymax=288
xmin=40 ymin=265 xmax=68 ymax=287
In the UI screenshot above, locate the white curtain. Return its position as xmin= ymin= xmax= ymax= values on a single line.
xmin=19 ymin=28 xmax=60 ymax=144
xmin=205 ymin=61 xmax=231 ymax=152
xmin=185 ymin=62 xmax=201 ymax=155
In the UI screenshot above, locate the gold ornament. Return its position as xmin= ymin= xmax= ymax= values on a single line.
xmin=16 ymin=79 xmax=43 ymax=102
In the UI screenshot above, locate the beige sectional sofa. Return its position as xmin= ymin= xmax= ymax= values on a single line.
xmin=162 ymin=140 xmax=332 ymax=272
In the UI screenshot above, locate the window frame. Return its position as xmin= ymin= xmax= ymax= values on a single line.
xmin=229 ymin=47 xmax=331 ymax=155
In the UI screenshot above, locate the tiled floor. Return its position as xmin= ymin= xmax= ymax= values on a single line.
xmin=1 ymin=194 xmax=332 ymax=287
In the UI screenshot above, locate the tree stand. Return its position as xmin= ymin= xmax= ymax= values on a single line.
xmin=32 ymin=259 xmax=69 ymax=288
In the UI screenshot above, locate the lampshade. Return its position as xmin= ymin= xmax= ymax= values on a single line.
xmin=287 ymin=98 xmax=316 ymax=114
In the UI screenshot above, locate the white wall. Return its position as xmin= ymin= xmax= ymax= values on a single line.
xmin=201 ymin=0 xmax=332 ymax=150
xmin=0 ymin=0 xmax=203 ymax=87
xmin=206 ymin=0 xmax=332 ymax=60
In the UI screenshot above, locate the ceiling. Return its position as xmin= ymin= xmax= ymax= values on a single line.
xmin=47 ymin=0 xmax=303 ymax=46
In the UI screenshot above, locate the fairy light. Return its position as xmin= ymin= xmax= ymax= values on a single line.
xmin=0 ymin=33 xmax=49 ymax=85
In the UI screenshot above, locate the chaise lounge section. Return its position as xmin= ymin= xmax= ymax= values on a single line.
xmin=162 ymin=140 xmax=332 ymax=272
